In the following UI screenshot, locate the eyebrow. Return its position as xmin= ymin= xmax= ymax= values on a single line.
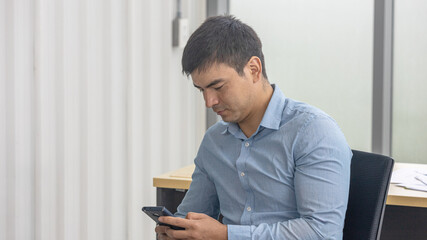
xmin=193 ymin=79 xmax=224 ymax=89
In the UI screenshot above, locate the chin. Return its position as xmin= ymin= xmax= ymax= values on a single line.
xmin=219 ymin=112 xmax=239 ymax=123
xmin=221 ymin=117 xmax=237 ymax=123
xmin=219 ymin=116 xmax=230 ymax=122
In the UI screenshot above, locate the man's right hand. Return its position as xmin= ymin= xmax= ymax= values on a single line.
xmin=154 ymin=212 xmax=227 ymax=240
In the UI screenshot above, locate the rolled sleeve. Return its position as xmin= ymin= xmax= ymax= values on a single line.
xmin=227 ymin=225 xmax=251 ymax=240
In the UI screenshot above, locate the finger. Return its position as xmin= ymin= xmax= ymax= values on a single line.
xmin=165 ymin=228 xmax=188 ymax=239
xmin=157 ymin=233 xmax=172 ymax=240
xmin=155 ymin=225 xmax=170 ymax=234
xmin=158 ymin=216 xmax=189 ymax=229
xmin=186 ymin=212 xmax=209 ymax=220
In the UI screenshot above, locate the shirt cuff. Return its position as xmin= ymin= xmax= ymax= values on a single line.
xmin=227 ymin=225 xmax=251 ymax=240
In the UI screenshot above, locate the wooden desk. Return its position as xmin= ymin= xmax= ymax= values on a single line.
xmin=153 ymin=165 xmax=195 ymax=214
xmin=386 ymin=163 xmax=427 ymax=208
xmin=153 ymin=164 xmax=194 ymax=190
xmin=381 ymin=163 xmax=427 ymax=239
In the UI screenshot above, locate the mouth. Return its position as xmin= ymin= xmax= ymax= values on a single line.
xmin=215 ymin=109 xmax=226 ymax=115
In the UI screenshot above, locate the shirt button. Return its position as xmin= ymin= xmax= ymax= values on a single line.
xmin=247 ymin=207 xmax=252 ymax=212
xmin=240 ymin=172 xmax=245 ymax=177
xmin=245 ymin=142 xmax=250 ymax=147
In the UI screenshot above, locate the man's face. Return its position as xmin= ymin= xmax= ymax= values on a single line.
xmin=191 ymin=62 xmax=255 ymax=124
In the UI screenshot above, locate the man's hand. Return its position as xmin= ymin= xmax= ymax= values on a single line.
xmin=155 ymin=212 xmax=227 ymax=240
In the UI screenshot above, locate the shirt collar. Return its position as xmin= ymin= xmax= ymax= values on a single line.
xmin=259 ymin=84 xmax=286 ymax=130
xmin=221 ymin=84 xmax=286 ymax=135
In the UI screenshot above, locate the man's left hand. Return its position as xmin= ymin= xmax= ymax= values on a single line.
xmin=157 ymin=212 xmax=227 ymax=240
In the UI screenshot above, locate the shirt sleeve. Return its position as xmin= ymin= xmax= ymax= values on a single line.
xmin=227 ymin=115 xmax=352 ymax=239
xmin=175 ymin=152 xmax=221 ymax=219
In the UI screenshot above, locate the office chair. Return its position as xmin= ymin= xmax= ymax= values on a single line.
xmin=343 ymin=150 xmax=394 ymax=240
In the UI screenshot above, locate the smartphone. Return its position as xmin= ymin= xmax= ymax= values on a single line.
xmin=142 ymin=206 xmax=185 ymax=230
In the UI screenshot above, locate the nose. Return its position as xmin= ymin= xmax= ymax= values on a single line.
xmin=203 ymin=89 xmax=219 ymax=108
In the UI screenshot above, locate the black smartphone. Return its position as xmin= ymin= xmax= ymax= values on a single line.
xmin=142 ymin=206 xmax=185 ymax=230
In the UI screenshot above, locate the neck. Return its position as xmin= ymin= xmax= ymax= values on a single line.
xmin=239 ymin=83 xmax=273 ymax=138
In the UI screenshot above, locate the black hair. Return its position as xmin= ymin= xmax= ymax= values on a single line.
xmin=182 ymin=15 xmax=268 ymax=79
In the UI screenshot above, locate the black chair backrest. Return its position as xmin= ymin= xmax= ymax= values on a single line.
xmin=343 ymin=150 xmax=394 ymax=240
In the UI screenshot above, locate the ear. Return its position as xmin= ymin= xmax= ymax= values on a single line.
xmin=246 ymin=56 xmax=262 ymax=83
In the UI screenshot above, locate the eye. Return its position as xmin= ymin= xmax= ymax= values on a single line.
xmin=214 ymin=85 xmax=223 ymax=91
xmin=198 ymin=88 xmax=204 ymax=93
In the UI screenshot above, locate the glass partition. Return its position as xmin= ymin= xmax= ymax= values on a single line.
xmin=392 ymin=0 xmax=427 ymax=163
xmin=230 ymin=0 xmax=374 ymax=151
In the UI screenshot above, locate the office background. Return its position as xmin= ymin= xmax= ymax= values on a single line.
xmin=0 ymin=0 xmax=426 ymax=240
xmin=230 ymin=0 xmax=427 ymax=164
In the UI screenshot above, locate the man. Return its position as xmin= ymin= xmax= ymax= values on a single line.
xmin=156 ymin=15 xmax=351 ymax=240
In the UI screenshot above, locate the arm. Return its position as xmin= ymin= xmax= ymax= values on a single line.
xmin=175 ymin=161 xmax=220 ymax=219
xmin=156 ymin=160 xmax=224 ymax=239
xmin=228 ymin=116 xmax=352 ymax=239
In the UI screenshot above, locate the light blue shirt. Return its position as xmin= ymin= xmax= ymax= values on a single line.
xmin=176 ymin=85 xmax=352 ymax=239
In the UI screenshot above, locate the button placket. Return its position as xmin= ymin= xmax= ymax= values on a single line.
xmin=238 ymin=139 xmax=254 ymax=225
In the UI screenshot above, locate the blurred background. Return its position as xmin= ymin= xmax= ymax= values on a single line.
xmin=1 ymin=0 xmax=426 ymax=239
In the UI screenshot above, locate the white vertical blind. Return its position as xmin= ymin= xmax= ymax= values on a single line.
xmin=0 ymin=0 xmax=206 ymax=239
xmin=0 ymin=0 xmax=6 ymax=239
xmin=3 ymin=1 xmax=36 ymax=240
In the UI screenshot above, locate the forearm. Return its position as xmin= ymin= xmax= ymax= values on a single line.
xmin=227 ymin=218 xmax=328 ymax=240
